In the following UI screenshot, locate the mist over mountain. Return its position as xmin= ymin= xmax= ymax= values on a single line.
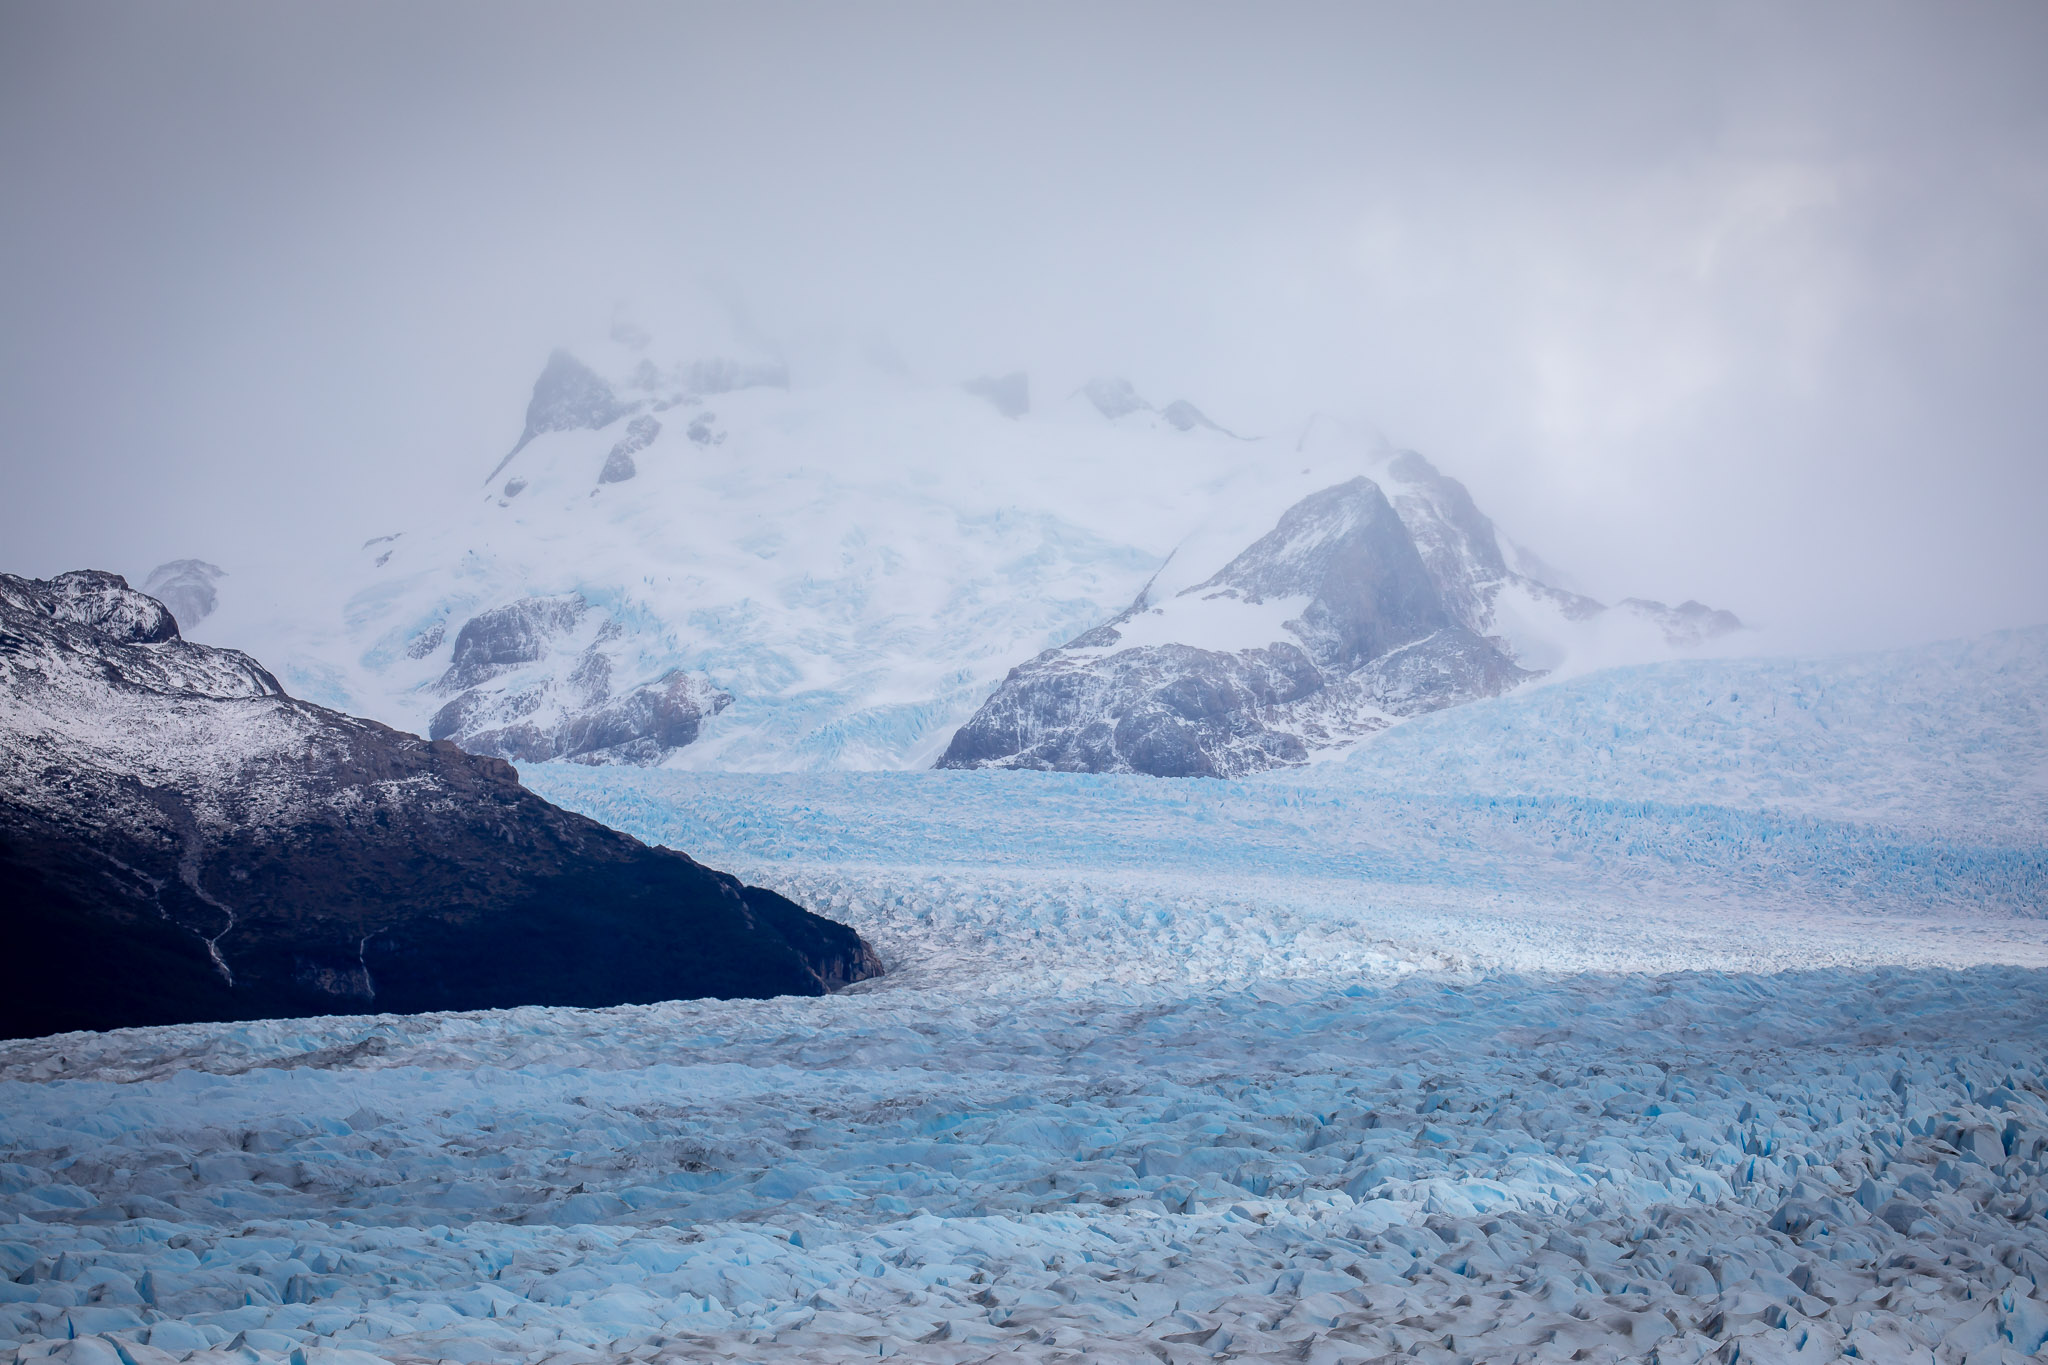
xmin=161 ymin=336 xmax=1743 ymax=774
xmin=3 ymin=5 xmax=2046 ymax=653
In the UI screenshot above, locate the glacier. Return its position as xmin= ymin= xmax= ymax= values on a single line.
xmin=2 ymin=631 xmax=2045 ymax=1364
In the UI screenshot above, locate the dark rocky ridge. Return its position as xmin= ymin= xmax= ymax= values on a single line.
xmin=0 ymin=571 xmax=879 ymax=1041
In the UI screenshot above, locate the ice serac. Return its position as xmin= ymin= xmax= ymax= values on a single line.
xmin=940 ymin=478 xmax=1529 ymax=776
xmin=0 ymin=570 xmax=880 ymax=1040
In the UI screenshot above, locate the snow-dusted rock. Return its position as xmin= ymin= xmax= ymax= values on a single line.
xmin=1618 ymin=595 xmax=1747 ymax=647
xmin=0 ymin=570 xmax=879 ymax=1040
xmin=943 ymin=448 xmax=1742 ymax=776
xmin=424 ymin=592 xmax=732 ymax=764
xmin=940 ymin=477 xmax=1528 ymax=774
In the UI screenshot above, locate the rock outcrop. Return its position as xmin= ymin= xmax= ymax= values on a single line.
xmin=423 ymin=593 xmax=732 ymax=765
xmin=1080 ymin=377 xmax=1241 ymax=436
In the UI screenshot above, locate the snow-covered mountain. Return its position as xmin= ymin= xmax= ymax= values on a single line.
xmin=184 ymin=332 xmax=1739 ymax=773
xmin=939 ymin=474 xmax=1529 ymax=775
xmin=945 ymin=449 xmax=1739 ymax=775
xmin=0 ymin=569 xmax=878 ymax=1038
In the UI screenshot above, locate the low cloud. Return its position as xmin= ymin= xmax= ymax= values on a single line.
xmin=1 ymin=1 xmax=2043 ymax=652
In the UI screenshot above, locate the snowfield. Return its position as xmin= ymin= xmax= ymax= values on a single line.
xmin=3 ymin=633 xmax=2046 ymax=1364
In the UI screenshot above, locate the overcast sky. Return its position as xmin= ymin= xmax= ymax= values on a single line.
xmin=3 ymin=2 xmax=2044 ymax=652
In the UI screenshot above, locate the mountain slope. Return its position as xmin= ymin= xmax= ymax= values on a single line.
xmin=0 ymin=570 xmax=880 ymax=1040
xmin=184 ymin=336 xmax=1740 ymax=772
xmin=939 ymin=478 xmax=1530 ymax=775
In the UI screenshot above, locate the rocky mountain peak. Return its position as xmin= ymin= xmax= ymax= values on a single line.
xmin=487 ymin=350 xmax=639 ymax=483
xmin=34 ymin=569 xmax=181 ymax=644
xmin=1198 ymin=477 xmax=1451 ymax=672
xmin=939 ymin=477 xmax=1526 ymax=778
xmin=1386 ymin=452 xmax=1507 ymax=577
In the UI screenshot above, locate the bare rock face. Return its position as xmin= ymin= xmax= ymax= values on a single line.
xmin=940 ymin=479 xmax=1528 ymax=777
xmin=0 ymin=571 xmax=879 ymax=1040
xmin=439 ymin=594 xmax=590 ymax=691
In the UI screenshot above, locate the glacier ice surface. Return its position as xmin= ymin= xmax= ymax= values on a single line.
xmin=2 ymin=637 xmax=2046 ymax=1363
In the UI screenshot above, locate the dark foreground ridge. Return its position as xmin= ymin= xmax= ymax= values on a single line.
xmin=0 ymin=570 xmax=881 ymax=1040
